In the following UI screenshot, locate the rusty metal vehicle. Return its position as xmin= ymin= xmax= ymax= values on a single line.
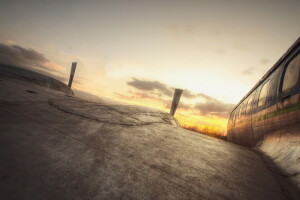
xmin=227 ymin=37 xmax=300 ymax=147
xmin=227 ymin=37 xmax=300 ymax=198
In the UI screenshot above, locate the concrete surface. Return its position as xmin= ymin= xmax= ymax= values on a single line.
xmin=0 ymin=74 xmax=288 ymax=199
xmin=255 ymin=129 xmax=300 ymax=200
xmin=0 ymin=64 xmax=73 ymax=95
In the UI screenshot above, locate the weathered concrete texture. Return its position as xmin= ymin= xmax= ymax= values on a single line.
xmin=0 ymin=64 xmax=73 ymax=95
xmin=255 ymin=128 xmax=300 ymax=200
xmin=0 ymin=75 xmax=287 ymax=200
xmin=48 ymin=97 xmax=180 ymax=126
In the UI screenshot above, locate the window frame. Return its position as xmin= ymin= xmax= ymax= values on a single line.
xmin=230 ymin=110 xmax=236 ymax=126
xmin=238 ymin=104 xmax=243 ymax=118
xmin=245 ymin=94 xmax=254 ymax=114
xmin=279 ymin=51 xmax=300 ymax=95
xmin=257 ymin=80 xmax=271 ymax=108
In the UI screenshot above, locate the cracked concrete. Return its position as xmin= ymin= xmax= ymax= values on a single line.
xmin=0 ymin=71 xmax=288 ymax=200
xmin=48 ymin=97 xmax=179 ymax=127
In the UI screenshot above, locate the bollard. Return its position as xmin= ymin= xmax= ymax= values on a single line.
xmin=68 ymin=62 xmax=77 ymax=88
xmin=170 ymin=89 xmax=183 ymax=116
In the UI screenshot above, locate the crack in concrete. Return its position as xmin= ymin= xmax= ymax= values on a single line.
xmin=48 ymin=98 xmax=171 ymax=127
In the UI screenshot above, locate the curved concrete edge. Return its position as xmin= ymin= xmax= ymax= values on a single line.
xmin=255 ymin=128 xmax=300 ymax=199
xmin=48 ymin=97 xmax=181 ymax=127
xmin=0 ymin=64 xmax=73 ymax=95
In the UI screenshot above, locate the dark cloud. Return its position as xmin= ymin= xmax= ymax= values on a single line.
xmin=0 ymin=43 xmax=48 ymax=69
xmin=127 ymin=78 xmax=173 ymax=97
xmin=125 ymin=77 xmax=235 ymax=117
xmin=181 ymin=88 xmax=234 ymax=116
xmin=0 ymin=43 xmax=66 ymax=81
xmin=182 ymin=89 xmax=214 ymax=101
xmin=182 ymin=89 xmax=197 ymax=98
xmin=194 ymin=99 xmax=235 ymax=116
xmin=197 ymin=93 xmax=214 ymax=101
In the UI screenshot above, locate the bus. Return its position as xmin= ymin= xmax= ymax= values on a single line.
xmin=227 ymin=37 xmax=300 ymax=147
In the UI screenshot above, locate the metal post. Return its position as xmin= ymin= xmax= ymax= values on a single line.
xmin=68 ymin=62 xmax=77 ymax=88
xmin=170 ymin=89 xmax=183 ymax=116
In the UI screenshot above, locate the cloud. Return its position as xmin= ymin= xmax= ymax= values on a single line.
xmin=182 ymin=89 xmax=214 ymax=101
xmin=0 ymin=43 xmax=66 ymax=81
xmin=127 ymin=78 xmax=173 ymax=97
xmin=0 ymin=43 xmax=48 ymax=67
xmin=181 ymin=88 xmax=234 ymax=116
xmin=182 ymin=89 xmax=197 ymax=98
xmin=123 ymin=77 xmax=235 ymax=117
xmin=197 ymin=93 xmax=214 ymax=101
xmin=194 ymin=99 xmax=235 ymax=116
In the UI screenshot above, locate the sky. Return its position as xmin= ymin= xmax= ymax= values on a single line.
xmin=0 ymin=0 xmax=299 ymax=134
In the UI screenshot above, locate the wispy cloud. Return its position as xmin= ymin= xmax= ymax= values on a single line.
xmin=181 ymin=89 xmax=234 ymax=116
xmin=121 ymin=77 xmax=235 ymax=118
xmin=182 ymin=89 xmax=214 ymax=101
xmin=194 ymin=100 xmax=235 ymax=116
xmin=0 ymin=43 xmax=67 ymax=82
xmin=0 ymin=43 xmax=49 ymax=67
xmin=182 ymin=89 xmax=198 ymax=99
xmin=127 ymin=78 xmax=173 ymax=97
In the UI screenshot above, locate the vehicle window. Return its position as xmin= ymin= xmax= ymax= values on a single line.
xmin=233 ymin=110 xmax=236 ymax=121
xmin=246 ymin=95 xmax=254 ymax=114
xmin=238 ymin=104 xmax=243 ymax=118
xmin=258 ymin=80 xmax=270 ymax=107
xmin=230 ymin=110 xmax=235 ymax=124
xmin=231 ymin=111 xmax=236 ymax=126
xmin=242 ymin=100 xmax=247 ymax=114
xmin=282 ymin=53 xmax=300 ymax=92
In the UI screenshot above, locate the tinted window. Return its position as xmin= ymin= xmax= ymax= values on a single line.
xmin=230 ymin=110 xmax=236 ymax=125
xmin=258 ymin=80 xmax=270 ymax=107
xmin=242 ymin=101 xmax=247 ymax=115
xmin=282 ymin=53 xmax=300 ymax=92
xmin=238 ymin=104 xmax=243 ymax=118
xmin=246 ymin=94 xmax=254 ymax=114
xmin=231 ymin=110 xmax=236 ymax=126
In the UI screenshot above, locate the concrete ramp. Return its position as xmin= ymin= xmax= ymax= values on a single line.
xmin=255 ymin=128 xmax=300 ymax=199
xmin=0 ymin=73 xmax=287 ymax=199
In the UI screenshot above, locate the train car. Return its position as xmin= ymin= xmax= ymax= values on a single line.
xmin=227 ymin=37 xmax=300 ymax=147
